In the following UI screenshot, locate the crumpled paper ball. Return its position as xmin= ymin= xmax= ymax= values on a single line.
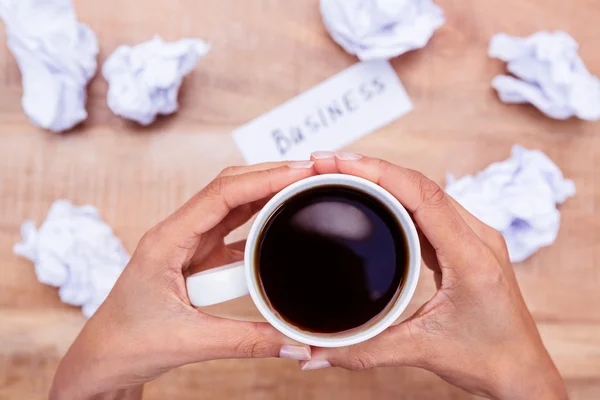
xmin=490 ymin=31 xmax=600 ymax=121
xmin=102 ymin=35 xmax=210 ymax=126
xmin=446 ymin=145 xmax=575 ymax=263
xmin=320 ymin=0 xmax=445 ymax=60
xmin=14 ymin=200 xmax=130 ymax=317
xmin=0 ymin=0 xmax=98 ymax=132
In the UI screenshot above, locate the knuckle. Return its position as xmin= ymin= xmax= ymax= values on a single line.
xmin=417 ymin=176 xmax=445 ymax=207
xmin=468 ymin=249 xmax=508 ymax=289
xmin=202 ymin=175 xmax=234 ymax=211
xmin=234 ymin=337 xmax=264 ymax=358
xmin=346 ymin=350 xmax=377 ymax=371
xmin=233 ymin=324 xmax=274 ymax=358
xmin=416 ymin=313 xmax=445 ymax=335
xmin=219 ymin=166 xmax=238 ymax=177
xmin=158 ymin=267 xmax=184 ymax=295
xmin=263 ymin=168 xmax=276 ymax=194
xmin=494 ymin=231 xmax=508 ymax=248
xmin=139 ymin=225 xmax=162 ymax=249
xmin=405 ymin=169 xmax=446 ymax=209
xmin=482 ymin=263 xmax=508 ymax=291
xmin=479 ymin=226 xmax=510 ymax=262
xmin=490 ymin=230 xmax=509 ymax=255
xmin=376 ymin=159 xmax=392 ymax=176
xmin=235 ymin=339 xmax=259 ymax=358
xmin=251 ymin=321 xmax=275 ymax=338
xmin=205 ymin=176 xmax=230 ymax=199
xmin=134 ymin=224 xmax=169 ymax=267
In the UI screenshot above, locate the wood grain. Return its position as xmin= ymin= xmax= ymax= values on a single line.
xmin=1 ymin=0 xmax=599 ymax=399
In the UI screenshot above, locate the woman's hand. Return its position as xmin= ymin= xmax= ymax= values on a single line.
xmin=305 ymin=152 xmax=568 ymax=400
xmin=50 ymin=161 xmax=317 ymax=400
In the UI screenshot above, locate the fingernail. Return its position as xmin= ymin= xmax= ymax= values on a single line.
xmin=301 ymin=360 xmax=331 ymax=371
xmin=288 ymin=161 xmax=314 ymax=169
xmin=335 ymin=152 xmax=362 ymax=161
xmin=311 ymin=151 xmax=335 ymax=159
xmin=280 ymin=345 xmax=311 ymax=361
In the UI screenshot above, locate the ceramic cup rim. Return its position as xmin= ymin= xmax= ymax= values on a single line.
xmin=244 ymin=174 xmax=421 ymax=348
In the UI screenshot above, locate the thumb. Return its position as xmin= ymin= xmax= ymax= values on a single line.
xmin=188 ymin=314 xmax=312 ymax=362
xmin=302 ymin=321 xmax=425 ymax=371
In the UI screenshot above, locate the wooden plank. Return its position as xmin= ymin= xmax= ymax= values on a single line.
xmin=0 ymin=0 xmax=599 ymax=398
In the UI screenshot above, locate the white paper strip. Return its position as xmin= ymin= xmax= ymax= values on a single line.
xmin=233 ymin=60 xmax=412 ymax=164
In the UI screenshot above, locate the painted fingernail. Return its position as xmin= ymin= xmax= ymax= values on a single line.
xmin=288 ymin=161 xmax=315 ymax=169
xmin=301 ymin=360 xmax=331 ymax=371
xmin=280 ymin=345 xmax=311 ymax=361
xmin=335 ymin=152 xmax=362 ymax=161
xmin=311 ymin=151 xmax=335 ymax=159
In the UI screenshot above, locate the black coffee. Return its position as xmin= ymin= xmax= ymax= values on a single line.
xmin=256 ymin=186 xmax=408 ymax=333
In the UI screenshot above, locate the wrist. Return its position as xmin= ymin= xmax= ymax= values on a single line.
xmin=50 ymin=382 xmax=143 ymax=400
xmin=490 ymin=349 xmax=567 ymax=400
xmin=51 ymin=360 xmax=143 ymax=400
xmin=50 ymin=332 xmax=124 ymax=400
xmin=92 ymin=386 xmax=144 ymax=400
xmin=50 ymin=364 xmax=106 ymax=400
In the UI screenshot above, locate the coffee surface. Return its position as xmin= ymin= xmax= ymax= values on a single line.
xmin=257 ymin=186 xmax=407 ymax=333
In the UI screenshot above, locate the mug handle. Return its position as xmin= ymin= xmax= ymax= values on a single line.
xmin=186 ymin=261 xmax=249 ymax=306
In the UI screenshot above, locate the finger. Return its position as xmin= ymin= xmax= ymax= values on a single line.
xmin=162 ymin=163 xmax=315 ymax=244
xmin=186 ymin=240 xmax=247 ymax=276
xmin=304 ymin=321 xmax=424 ymax=371
xmin=226 ymin=239 xmax=246 ymax=253
xmin=310 ymin=151 xmax=443 ymax=279
xmin=194 ymin=196 xmax=272 ymax=259
xmin=216 ymin=197 xmax=269 ymax=238
xmin=445 ymin=195 xmax=494 ymax=241
xmin=184 ymin=194 xmax=278 ymax=269
xmin=332 ymin=154 xmax=486 ymax=272
xmin=188 ymin=315 xmax=312 ymax=362
xmin=182 ymin=199 xmax=265 ymax=269
xmin=310 ymin=151 xmax=338 ymax=174
xmin=417 ymin=226 xmax=440 ymax=273
xmin=218 ymin=162 xmax=292 ymax=177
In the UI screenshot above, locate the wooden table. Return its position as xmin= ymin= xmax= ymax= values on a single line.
xmin=1 ymin=0 xmax=599 ymax=398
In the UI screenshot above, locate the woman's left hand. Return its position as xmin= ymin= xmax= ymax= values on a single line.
xmin=50 ymin=161 xmax=316 ymax=400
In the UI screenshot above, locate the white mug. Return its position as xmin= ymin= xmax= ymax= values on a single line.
xmin=186 ymin=174 xmax=421 ymax=348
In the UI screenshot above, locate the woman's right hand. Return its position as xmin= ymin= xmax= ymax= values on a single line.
xmin=305 ymin=151 xmax=568 ymax=400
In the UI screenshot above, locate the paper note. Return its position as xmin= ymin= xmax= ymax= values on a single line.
xmin=233 ymin=60 xmax=412 ymax=164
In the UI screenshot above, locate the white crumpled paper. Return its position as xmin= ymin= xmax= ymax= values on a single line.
xmin=446 ymin=145 xmax=575 ymax=263
xmin=102 ymin=36 xmax=210 ymax=126
xmin=14 ymin=200 xmax=130 ymax=317
xmin=320 ymin=0 xmax=445 ymax=61
xmin=0 ymin=0 xmax=98 ymax=132
xmin=489 ymin=31 xmax=600 ymax=121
